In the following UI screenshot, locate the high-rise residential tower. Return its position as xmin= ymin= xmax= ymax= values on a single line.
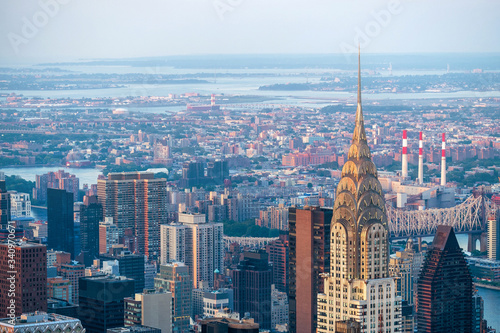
xmin=97 ymin=172 xmax=167 ymax=260
xmin=47 ymin=188 xmax=75 ymax=258
xmin=99 ymin=217 xmax=119 ymax=254
xmin=160 ymin=223 xmax=187 ymax=264
xmin=163 ymin=213 xmax=223 ymax=289
xmin=317 ymin=51 xmax=401 ymax=333
xmin=488 ymin=212 xmax=500 ymax=260
xmin=34 ymin=170 xmax=80 ymax=203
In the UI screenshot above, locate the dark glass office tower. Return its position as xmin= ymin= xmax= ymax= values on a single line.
xmin=417 ymin=225 xmax=473 ymax=333
xmin=48 ymin=188 xmax=75 ymax=258
xmin=78 ymin=275 xmax=135 ymax=333
xmin=80 ymin=195 xmax=103 ymax=260
xmin=231 ymin=250 xmax=272 ymax=330
xmin=101 ymin=248 xmax=145 ymax=293
xmin=0 ymin=180 xmax=10 ymax=229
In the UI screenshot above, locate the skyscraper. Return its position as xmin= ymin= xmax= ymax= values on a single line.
xmin=288 ymin=206 xmax=333 ymax=333
xmin=389 ymin=240 xmax=416 ymax=333
xmin=472 ymin=291 xmax=485 ymax=333
xmin=48 ymin=188 xmax=75 ymax=258
xmin=160 ymin=223 xmax=187 ymax=264
xmin=417 ymin=225 xmax=473 ymax=332
xmin=97 ymin=172 xmax=168 ymax=260
xmin=0 ymin=240 xmax=47 ymax=317
xmin=154 ymin=262 xmax=192 ymax=332
xmin=99 ymin=217 xmax=120 ymax=254
xmin=271 ymin=285 xmax=289 ymax=330
xmin=78 ymin=275 xmax=135 ymax=333
xmin=101 ymin=248 xmax=146 ymax=294
xmin=180 ymin=161 xmax=205 ymax=188
xmin=206 ymin=160 xmax=229 ymax=185
xmin=317 ymin=51 xmax=401 ymax=333
xmin=266 ymin=234 xmax=289 ymax=293
xmin=34 ymin=170 xmax=80 ymax=203
xmin=0 ymin=179 xmax=11 ymax=229
xmin=170 ymin=213 xmax=223 ymax=289
xmin=58 ymin=261 xmax=85 ymax=305
xmin=79 ymin=195 xmax=103 ymax=260
xmin=231 ymin=251 xmax=273 ymax=330
xmin=488 ymin=212 xmax=500 ymax=260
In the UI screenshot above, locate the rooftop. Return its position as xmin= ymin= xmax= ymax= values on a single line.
xmin=0 ymin=312 xmax=80 ymax=326
xmin=0 ymin=239 xmax=45 ymax=248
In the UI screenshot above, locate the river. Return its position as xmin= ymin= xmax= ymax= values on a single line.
xmin=2 ymin=166 xmax=103 ymax=187
xmin=2 ymin=65 xmax=500 ymax=106
xmin=1 ymin=166 xmax=169 ymax=188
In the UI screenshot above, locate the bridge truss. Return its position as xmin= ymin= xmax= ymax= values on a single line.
xmin=387 ymin=195 xmax=497 ymax=238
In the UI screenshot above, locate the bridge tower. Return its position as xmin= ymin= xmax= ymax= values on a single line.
xmin=468 ymin=189 xmax=488 ymax=253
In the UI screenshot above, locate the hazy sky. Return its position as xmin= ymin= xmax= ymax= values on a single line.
xmin=0 ymin=0 xmax=499 ymax=64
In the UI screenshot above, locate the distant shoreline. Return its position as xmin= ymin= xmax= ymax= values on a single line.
xmin=474 ymin=282 xmax=500 ymax=291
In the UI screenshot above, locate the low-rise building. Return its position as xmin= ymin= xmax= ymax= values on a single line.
xmin=0 ymin=312 xmax=85 ymax=333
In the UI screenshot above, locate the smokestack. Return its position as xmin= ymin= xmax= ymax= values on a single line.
xmin=441 ymin=133 xmax=446 ymax=186
xmin=211 ymin=94 xmax=215 ymax=107
xmin=418 ymin=131 xmax=424 ymax=184
xmin=402 ymin=130 xmax=408 ymax=178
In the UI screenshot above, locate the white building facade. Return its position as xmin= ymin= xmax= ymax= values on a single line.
xmin=9 ymin=191 xmax=31 ymax=218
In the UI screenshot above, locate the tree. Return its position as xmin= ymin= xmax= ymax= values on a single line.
xmin=4 ymin=175 xmax=35 ymax=194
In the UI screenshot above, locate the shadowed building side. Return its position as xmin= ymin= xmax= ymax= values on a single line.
xmin=417 ymin=225 xmax=473 ymax=333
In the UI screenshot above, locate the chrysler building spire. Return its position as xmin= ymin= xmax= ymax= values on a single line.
xmin=353 ymin=46 xmax=367 ymax=145
xmin=317 ymin=49 xmax=401 ymax=333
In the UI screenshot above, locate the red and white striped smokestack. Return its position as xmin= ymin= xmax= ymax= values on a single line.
xmin=402 ymin=130 xmax=408 ymax=178
xmin=418 ymin=131 xmax=424 ymax=184
xmin=441 ymin=133 xmax=446 ymax=186
xmin=211 ymin=94 xmax=215 ymax=107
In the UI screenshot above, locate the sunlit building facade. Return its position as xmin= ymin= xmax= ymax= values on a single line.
xmin=317 ymin=54 xmax=401 ymax=333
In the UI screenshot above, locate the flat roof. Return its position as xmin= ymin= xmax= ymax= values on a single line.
xmin=0 ymin=312 xmax=80 ymax=326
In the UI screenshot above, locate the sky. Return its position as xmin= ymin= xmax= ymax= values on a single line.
xmin=0 ymin=0 xmax=499 ymax=64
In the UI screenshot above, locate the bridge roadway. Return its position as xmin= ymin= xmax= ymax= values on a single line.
xmin=224 ymin=195 xmax=497 ymax=252
xmin=386 ymin=194 xmax=495 ymax=239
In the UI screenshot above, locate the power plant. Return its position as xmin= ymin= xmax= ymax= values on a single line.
xmin=402 ymin=130 xmax=408 ymax=178
xmin=418 ymin=131 xmax=424 ymax=185
xmin=441 ymin=132 xmax=447 ymax=186
xmin=382 ymin=130 xmax=454 ymax=211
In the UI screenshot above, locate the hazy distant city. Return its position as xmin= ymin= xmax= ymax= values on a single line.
xmin=0 ymin=1 xmax=499 ymax=333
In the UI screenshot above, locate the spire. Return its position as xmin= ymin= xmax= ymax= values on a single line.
xmin=353 ymin=45 xmax=366 ymax=143
xmin=357 ymin=44 xmax=361 ymax=106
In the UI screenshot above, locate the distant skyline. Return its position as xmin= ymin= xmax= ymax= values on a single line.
xmin=0 ymin=0 xmax=499 ymax=65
